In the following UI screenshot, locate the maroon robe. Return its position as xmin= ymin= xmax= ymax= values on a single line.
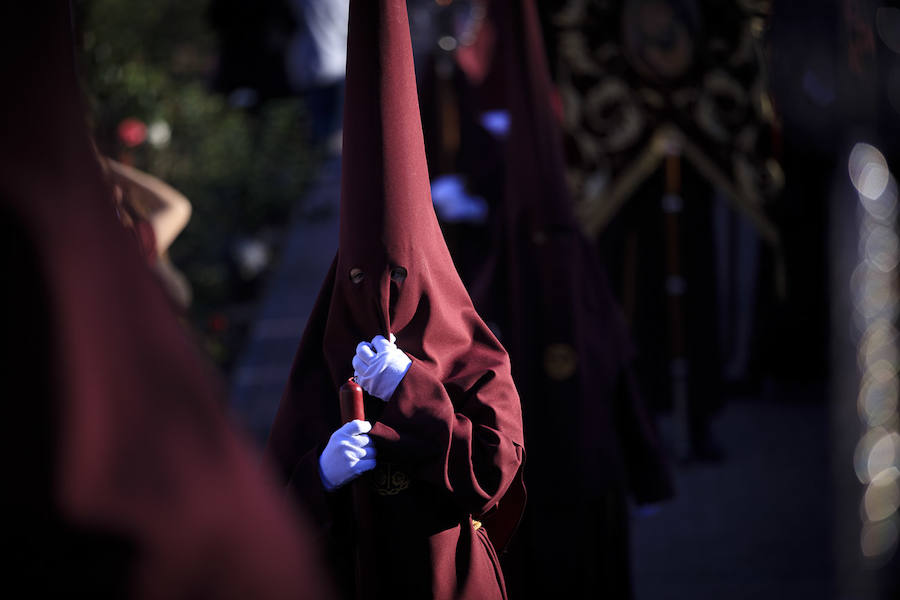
xmin=467 ymin=0 xmax=676 ymax=597
xmin=3 ymin=3 xmax=331 ymax=598
xmin=265 ymin=1 xmax=525 ymax=599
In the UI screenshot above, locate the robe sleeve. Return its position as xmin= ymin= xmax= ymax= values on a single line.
xmin=284 ymin=446 xmax=337 ymax=528
xmin=264 ymin=344 xmax=351 ymax=540
xmin=368 ymin=357 xmax=524 ymax=517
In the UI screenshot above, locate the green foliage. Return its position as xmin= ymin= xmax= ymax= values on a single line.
xmin=77 ymin=0 xmax=317 ymax=369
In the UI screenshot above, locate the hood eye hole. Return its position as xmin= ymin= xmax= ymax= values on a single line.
xmin=390 ymin=266 xmax=407 ymax=282
xmin=349 ymin=268 xmax=365 ymax=284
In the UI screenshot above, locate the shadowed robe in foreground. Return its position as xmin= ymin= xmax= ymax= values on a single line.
xmin=3 ymin=3 xmax=332 ymax=598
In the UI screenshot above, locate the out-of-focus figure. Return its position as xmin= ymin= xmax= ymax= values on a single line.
xmin=3 ymin=3 xmax=332 ymax=598
xmin=104 ymin=158 xmax=194 ymax=309
xmin=472 ymin=0 xmax=675 ymax=596
xmin=412 ymin=0 xmax=675 ymax=596
xmin=285 ymin=0 xmax=349 ymax=151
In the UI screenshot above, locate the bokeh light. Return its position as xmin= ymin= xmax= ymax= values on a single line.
xmin=857 ymin=320 xmax=899 ymax=373
xmin=868 ymin=431 xmax=899 ymax=482
xmin=860 ymin=174 xmax=898 ymax=222
xmin=851 ymin=264 xmax=894 ymax=321
xmin=851 ymin=143 xmax=900 ymax=564
xmin=849 ymin=143 xmax=890 ymax=201
xmin=856 ymin=427 xmax=893 ymax=484
xmin=861 ymin=517 xmax=899 ymax=560
xmin=864 ymin=222 xmax=900 ymax=273
xmin=858 ymin=373 xmax=899 ymax=428
xmin=863 ymin=467 xmax=900 ymax=522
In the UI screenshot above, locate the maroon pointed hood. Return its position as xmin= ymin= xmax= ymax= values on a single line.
xmin=478 ymin=0 xmax=633 ymax=384
xmin=2 ymin=3 xmax=330 ymax=597
xmin=269 ymin=0 xmax=522 ymax=416
xmin=267 ymin=0 xmax=525 ymax=562
xmin=497 ymin=0 xmax=574 ymax=231
xmin=467 ymin=0 xmax=673 ymax=505
xmin=327 ymin=0 xmax=483 ymax=370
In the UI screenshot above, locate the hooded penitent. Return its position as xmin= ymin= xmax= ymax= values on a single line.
xmin=265 ymin=1 xmax=525 ymax=598
xmin=466 ymin=0 xmax=674 ymax=597
xmin=2 ymin=3 xmax=331 ymax=598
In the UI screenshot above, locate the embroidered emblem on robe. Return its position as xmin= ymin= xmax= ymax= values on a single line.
xmin=543 ymin=343 xmax=578 ymax=381
xmin=374 ymin=463 xmax=410 ymax=496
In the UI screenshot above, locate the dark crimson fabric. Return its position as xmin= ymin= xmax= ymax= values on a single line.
xmin=474 ymin=0 xmax=673 ymax=501
xmin=417 ymin=60 xmax=504 ymax=288
xmin=2 ymin=3 xmax=331 ymax=598
xmin=265 ymin=1 xmax=525 ymax=598
xmin=466 ymin=0 xmax=675 ymax=597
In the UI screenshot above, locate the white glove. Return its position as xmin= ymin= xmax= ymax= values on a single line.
xmin=352 ymin=334 xmax=412 ymax=401
xmin=430 ymin=174 xmax=489 ymax=224
xmin=318 ymin=420 xmax=377 ymax=491
xmin=479 ymin=110 xmax=510 ymax=139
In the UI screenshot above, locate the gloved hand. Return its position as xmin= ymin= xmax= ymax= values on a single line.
xmin=318 ymin=420 xmax=377 ymax=491
xmin=430 ymin=174 xmax=489 ymax=224
xmin=352 ymin=334 xmax=412 ymax=401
